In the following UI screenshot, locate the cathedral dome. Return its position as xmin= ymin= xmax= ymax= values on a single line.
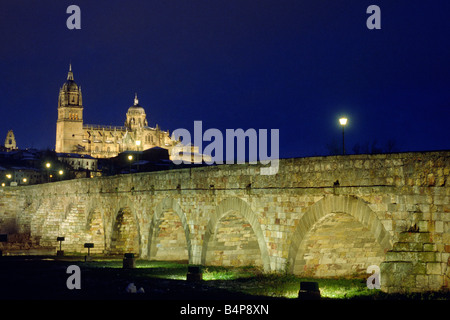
xmin=63 ymin=79 xmax=79 ymax=91
xmin=125 ymin=93 xmax=148 ymax=128
xmin=127 ymin=93 xmax=146 ymax=114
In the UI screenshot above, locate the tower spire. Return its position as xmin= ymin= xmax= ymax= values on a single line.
xmin=67 ymin=63 xmax=74 ymax=81
xmin=134 ymin=92 xmax=139 ymax=105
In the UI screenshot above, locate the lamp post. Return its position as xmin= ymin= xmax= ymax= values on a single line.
xmin=128 ymin=154 xmax=133 ymax=173
xmin=339 ymin=117 xmax=348 ymax=155
xmin=6 ymin=173 xmax=12 ymax=186
xmin=45 ymin=162 xmax=51 ymax=182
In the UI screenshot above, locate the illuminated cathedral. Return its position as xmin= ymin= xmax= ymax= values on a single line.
xmin=55 ymin=65 xmax=179 ymax=158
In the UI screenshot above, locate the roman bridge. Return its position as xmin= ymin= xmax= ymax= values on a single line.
xmin=0 ymin=151 xmax=449 ymax=293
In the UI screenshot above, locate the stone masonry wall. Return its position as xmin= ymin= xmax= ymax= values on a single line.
xmin=295 ymin=212 xmax=385 ymax=277
xmin=0 ymin=151 xmax=449 ymax=293
xmin=152 ymin=210 xmax=189 ymax=261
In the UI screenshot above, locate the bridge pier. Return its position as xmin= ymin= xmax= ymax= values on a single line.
xmin=381 ymin=231 xmax=446 ymax=293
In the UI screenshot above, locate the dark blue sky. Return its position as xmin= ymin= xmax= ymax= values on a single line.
xmin=0 ymin=0 xmax=449 ymax=159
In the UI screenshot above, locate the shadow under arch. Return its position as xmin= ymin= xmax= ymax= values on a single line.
xmin=108 ymin=199 xmax=141 ymax=256
xmin=287 ymin=194 xmax=392 ymax=274
xmin=148 ymin=197 xmax=192 ymax=262
xmin=201 ymin=197 xmax=271 ymax=272
xmin=85 ymin=206 xmax=107 ymax=254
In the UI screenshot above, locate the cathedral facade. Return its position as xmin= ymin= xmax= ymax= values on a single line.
xmin=55 ymin=65 xmax=179 ymax=159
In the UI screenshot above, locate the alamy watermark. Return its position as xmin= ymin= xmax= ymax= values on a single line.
xmin=171 ymin=121 xmax=280 ymax=176
xmin=366 ymin=265 xmax=381 ymax=289
xmin=66 ymin=5 xmax=381 ymax=31
xmin=66 ymin=265 xmax=81 ymax=289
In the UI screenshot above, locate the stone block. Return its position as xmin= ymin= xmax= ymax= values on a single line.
xmin=416 ymin=275 xmax=428 ymax=288
xmin=392 ymin=242 xmax=421 ymax=251
xmin=411 ymin=262 xmax=427 ymax=274
xmin=418 ymin=252 xmax=439 ymax=262
xmin=428 ymin=275 xmax=444 ymax=290
xmin=426 ymin=263 xmax=442 ymax=275
xmin=394 ymin=261 xmax=414 ymax=275
xmin=417 ymin=220 xmax=429 ymax=232
xmin=435 ymin=221 xmax=444 ymax=233
xmin=423 ymin=243 xmax=437 ymax=252
xmin=398 ymin=232 xmax=431 ymax=243
xmin=385 ymin=251 xmax=409 ymax=262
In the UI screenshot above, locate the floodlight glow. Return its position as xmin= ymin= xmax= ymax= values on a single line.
xmin=339 ymin=117 xmax=348 ymax=126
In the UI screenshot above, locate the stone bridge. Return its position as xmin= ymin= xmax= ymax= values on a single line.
xmin=0 ymin=151 xmax=449 ymax=293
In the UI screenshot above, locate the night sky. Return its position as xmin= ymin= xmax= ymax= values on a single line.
xmin=0 ymin=0 xmax=449 ymax=160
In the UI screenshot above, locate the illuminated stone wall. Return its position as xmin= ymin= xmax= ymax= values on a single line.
xmin=151 ymin=210 xmax=189 ymax=261
xmin=205 ymin=212 xmax=262 ymax=268
xmin=295 ymin=212 xmax=385 ymax=277
xmin=0 ymin=151 xmax=449 ymax=293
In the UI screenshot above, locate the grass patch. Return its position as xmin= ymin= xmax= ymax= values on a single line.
xmin=53 ymin=258 xmax=450 ymax=300
xmin=206 ymin=272 xmax=379 ymax=299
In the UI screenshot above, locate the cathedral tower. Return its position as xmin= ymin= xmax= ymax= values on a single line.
xmin=55 ymin=64 xmax=85 ymax=153
xmin=4 ymin=130 xmax=17 ymax=150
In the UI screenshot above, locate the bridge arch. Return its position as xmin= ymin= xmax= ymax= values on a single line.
xmin=201 ymin=197 xmax=271 ymax=272
xmin=148 ymin=197 xmax=192 ymax=262
xmin=85 ymin=206 xmax=107 ymax=254
xmin=30 ymin=199 xmax=50 ymax=238
xmin=288 ymin=194 xmax=392 ymax=275
xmin=108 ymin=199 xmax=141 ymax=256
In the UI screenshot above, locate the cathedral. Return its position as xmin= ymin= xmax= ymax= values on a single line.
xmin=55 ymin=65 xmax=181 ymax=159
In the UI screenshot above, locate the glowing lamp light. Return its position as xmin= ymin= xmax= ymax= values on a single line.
xmin=22 ymin=178 xmax=27 ymax=183
xmin=339 ymin=117 xmax=348 ymax=126
xmin=46 ymin=162 xmax=51 ymax=168
xmin=339 ymin=117 xmax=348 ymax=155
xmin=6 ymin=174 xmax=12 ymax=179
xmin=59 ymin=170 xmax=64 ymax=175
xmin=136 ymin=140 xmax=141 ymax=146
xmin=128 ymin=155 xmax=133 ymax=161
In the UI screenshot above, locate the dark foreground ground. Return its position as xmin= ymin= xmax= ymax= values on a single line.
xmin=0 ymin=255 xmax=448 ymax=318
xmin=0 ymin=256 xmax=251 ymax=300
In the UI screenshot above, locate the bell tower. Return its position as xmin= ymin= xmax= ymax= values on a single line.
xmin=55 ymin=64 xmax=85 ymax=153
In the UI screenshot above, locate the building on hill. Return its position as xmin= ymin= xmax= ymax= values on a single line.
xmin=4 ymin=130 xmax=17 ymax=151
xmin=55 ymin=64 xmax=202 ymax=161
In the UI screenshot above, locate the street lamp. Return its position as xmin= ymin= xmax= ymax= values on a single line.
xmin=45 ymin=162 xmax=51 ymax=182
xmin=128 ymin=154 xmax=133 ymax=173
xmin=339 ymin=117 xmax=348 ymax=155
